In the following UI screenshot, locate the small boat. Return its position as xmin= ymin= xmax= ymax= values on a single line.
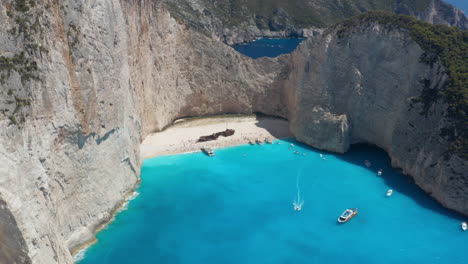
xmin=386 ymin=189 xmax=393 ymax=197
xmin=201 ymin=147 xmax=215 ymax=157
xmin=255 ymin=139 xmax=263 ymax=145
xmin=319 ymin=154 xmax=323 ymax=158
xmin=338 ymin=208 xmax=358 ymax=223
xmin=364 ymin=160 xmax=371 ymax=167
xmin=293 ymin=151 xmax=299 ymax=154
xmin=265 ymin=138 xmax=273 ymax=144
xmin=248 ymin=140 xmax=255 ymax=145
xmin=377 ymin=169 xmax=383 ymax=176
xmin=462 ymin=222 xmax=467 ymax=231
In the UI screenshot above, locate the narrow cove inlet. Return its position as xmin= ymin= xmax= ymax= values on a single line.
xmin=2 ymin=1 xmax=467 ymax=263
xmin=76 ymin=38 xmax=468 ymax=264
xmin=232 ymin=38 xmax=305 ymax=59
xmin=78 ymin=139 xmax=467 ymax=263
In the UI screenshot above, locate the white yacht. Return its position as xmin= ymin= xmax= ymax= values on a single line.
xmin=386 ymin=189 xmax=393 ymax=197
xmin=338 ymin=208 xmax=358 ymax=223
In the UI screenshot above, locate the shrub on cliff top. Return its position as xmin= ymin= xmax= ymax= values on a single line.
xmin=335 ymin=11 xmax=468 ymax=159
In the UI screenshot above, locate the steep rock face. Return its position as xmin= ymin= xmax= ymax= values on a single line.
xmin=0 ymin=1 xmax=466 ymax=263
xmin=0 ymin=198 xmax=31 ymax=264
xmin=0 ymin=1 xmax=285 ymax=263
xmin=0 ymin=0 xmax=141 ymax=263
xmin=287 ymin=22 xmax=468 ymax=217
xmin=121 ymin=0 xmax=287 ymax=135
xmin=163 ymin=0 xmax=467 ymax=44
xmin=405 ymin=0 xmax=468 ymax=29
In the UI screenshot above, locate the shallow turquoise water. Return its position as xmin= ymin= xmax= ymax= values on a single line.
xmin=79 ymin=139 xmax=467 ymax=264
xmin=232 ymin=38 xmax=304 ymax=59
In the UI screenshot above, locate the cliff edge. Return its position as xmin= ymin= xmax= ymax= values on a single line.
xmin=288 ymin=12 xmax=467 ymax=220
xmin=0 ymin=1 xmax=466 ymax=263
xmin=163 ymin=0 xmax=468 ymax=44
xmin=0 ymin=1 xmax=285 ymax=263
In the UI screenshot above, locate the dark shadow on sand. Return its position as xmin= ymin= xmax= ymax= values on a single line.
xmin=253 ymin=114 xmax=291 ymax=139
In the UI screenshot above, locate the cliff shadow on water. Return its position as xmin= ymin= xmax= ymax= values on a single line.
xmin=335 ymin=144 xmax=467 ymax=222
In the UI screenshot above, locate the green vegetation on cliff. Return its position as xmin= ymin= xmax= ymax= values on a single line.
xmin=0 ymin=51 xmax=38 ymax=84
xmin=336 ymin=11 xmax=468 ymax=158
xmin=1 ymin=0 xmax=44 ymax=127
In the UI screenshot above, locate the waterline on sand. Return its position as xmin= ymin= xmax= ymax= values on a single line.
xmin=140 ymin=114 xmax=291 ymax=159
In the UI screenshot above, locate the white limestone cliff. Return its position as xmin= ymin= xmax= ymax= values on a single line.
xmin=0 ymin=1 xmax=466 ymax=263
xmin=0 ymin=1 xmax=283 ymax=263
xmin=287 ymin=21 xmax=468 ymax=222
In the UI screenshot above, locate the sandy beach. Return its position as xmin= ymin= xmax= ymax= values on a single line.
xmin=140 ymin=115 xmax=291 ymax=159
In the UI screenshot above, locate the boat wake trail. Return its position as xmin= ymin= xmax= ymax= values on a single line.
xmin=293 ymin=166 xmax=304 ymax=211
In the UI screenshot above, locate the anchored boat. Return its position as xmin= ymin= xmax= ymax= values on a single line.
xmin=364 ymin=160 xmax=371 ymax=167
xmin=201 ymin=147 xmax=215 ymax=157
xmin=462 ymin=222 xmax=467 ymax=231
xmin=386 ymin=189 xmax=393 ymax=197
xmin=338 ymin=208 xmax=358 ymax=223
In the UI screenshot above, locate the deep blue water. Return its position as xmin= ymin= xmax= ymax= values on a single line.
xmin=444 ymin=0 xmax=468 ymax=14
xmin=79 ymin=139 xmax=467 ymax=264
xmin=232 ymin=38 xmax=304 ymax=59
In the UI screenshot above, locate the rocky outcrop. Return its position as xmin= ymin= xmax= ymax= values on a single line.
xmin=286 ymin=21 xmax=468 ymax=218
xmin=0 ymin=1 xmax=466 ymax=263
xmin=163 ymin=0 xmax=467 ymax=44
xmin=0 ymin=198 xmax=31 ymax=264
xmin=294 ymin=107 xmax=350 ymax=153
xmin=0 ymin=1 xmax=284 ymax=263
xmin=0 ymin=0 xmax=142 ymax=263
xmin=403 ymin=0 xmax=468 ymax=29
xmin=122 ymin=1 xmax=287 ymax=135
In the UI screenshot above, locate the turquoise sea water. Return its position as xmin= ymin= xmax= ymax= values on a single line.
xmin=232 ymin=38 xmax=304 ymax=59
xmin=79 ymin=139 xmax=467 ymax=264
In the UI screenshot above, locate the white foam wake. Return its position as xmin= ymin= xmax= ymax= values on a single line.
xmin=293 ymin=163 xmax=305 ymax=211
